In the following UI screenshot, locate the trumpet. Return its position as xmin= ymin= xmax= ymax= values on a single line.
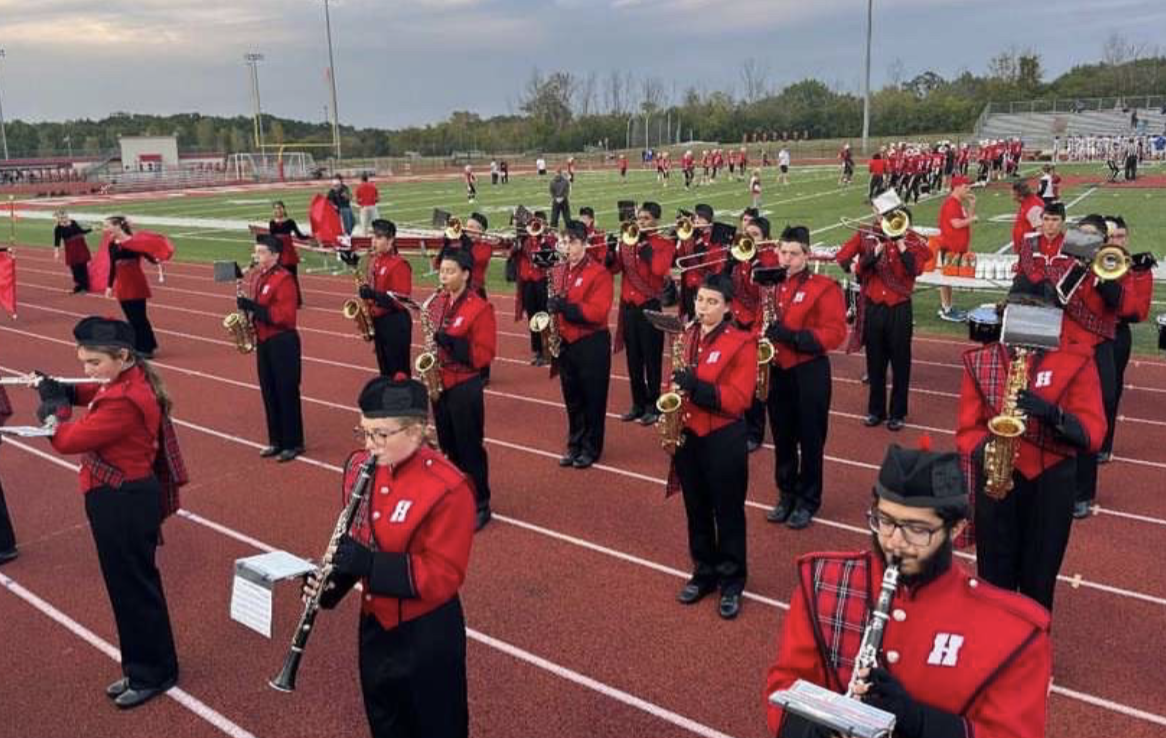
xmin=526 ymin=218 xmax=545 ymax=238
xmin=444 ymin=217 xmax=463 ymax=240
xmin=1092 ymin=245 xmax=1131 ymax=281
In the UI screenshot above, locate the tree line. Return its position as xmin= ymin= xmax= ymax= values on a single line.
xmin=4 ymin=40 xmax=1164 ymax=160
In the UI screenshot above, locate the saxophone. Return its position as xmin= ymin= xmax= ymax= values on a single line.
xmin=223 ymin=262 xmax=257 ymax=354
xmin=755 ymin=285 xmax=776 ymax=401
xmin=414 ymin=292 xmax=443 ymax=401
xmin=529 ymin=264 xmax=564 ymax=362
xmin=342 ymin=257 xmax=376 ymax=342
xmin=983 ymin=347 xmax=1029 ymax=500
xmin=656 ymin=325 xmax=691 ymax=455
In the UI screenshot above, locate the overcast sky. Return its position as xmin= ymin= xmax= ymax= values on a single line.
xmin=1 ymin=0 xmax=1163 ymax=129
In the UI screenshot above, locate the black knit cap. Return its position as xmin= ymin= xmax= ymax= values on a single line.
xmin=563 ymin=220 xmax=588 ymax=242
xmin=694 ymin=204 xmax=714 ymax=222
xmin=640 ymin=201 xmax=662 ymax=220
xmin=256 ymin=233 xmax=284 ymax=253
xmin=874 ymin=444 xmax=968 ymax=515
xmin=1043 ymin=201 xmax=1066 ymax=218
xmin=469 ymin=212 xmax=488 ymax=230
xmin=617 ymin=200 xmax=637 ymax=221
xmin=370 ymin=219 xmax=397 ymax=238
xmin=711 ymin=222 xmax=736 ymax=245
xmin=358 ymin=374 xmax=428 ymax=419
xmin=781 ymin=225 xmax=811 ymax=246
xmin=442 ymin=248 xmax=475 ymax=273
xmin=701 ymin=272 xmax=734 ymax=302
xmin=579 ymin=206 xmax=595 ymax=218
xmin=751 ymin=216 xmax=771 ymax=240
xmin=74 ymin=316 xmax=136 ymax=351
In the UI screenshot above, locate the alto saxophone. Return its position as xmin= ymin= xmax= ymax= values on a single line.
xmin=755 ymin=285 xmax=776 ymax=401
xmin=223 ymin=262 xmax=257 ymax=354
xmin=529 ymin=264 xmax=563 ymax=362
xmin=656 ymin=325 xmax=691 ymax=455
xmin=414 ymin=292 xmax=443 ymax=401
xmin=342 ymin=258 xmax=376 ymax=342
xmin=983 ymin=347 xmax=1029 ymax=499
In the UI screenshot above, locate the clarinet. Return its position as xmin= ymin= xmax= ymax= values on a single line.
xmin=270 ymin=455 xmax=378 ymax=692
xmin=846 ymin=558 xmax=902 ymax=698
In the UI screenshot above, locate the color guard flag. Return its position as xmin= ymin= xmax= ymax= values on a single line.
xmin=0 ymin=250 xmax=16 ymax=318
xmin=87 ymin=232 xmax=113 ymax=294
xmin=309 ymin=194 xmax=343 ymax=246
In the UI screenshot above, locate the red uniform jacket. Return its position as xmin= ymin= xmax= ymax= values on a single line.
xmin=469 ymin=238 xmax=492 ymax=291
xmin=368 ymin=252 xmax=412 ymax=318
xmin=957 ymin=342 xmax=1105 ymax=480
xmin=730 ymin=251 xmax=781 ymax=327
xmin=343 ymin=447 xmax=475 ymax=631
xmin=868 ymin=158 xmax=886 ymax=176
xmin=1017 ymin=234 xmax=1119 ymax=346
xmin=1011 ymin=195 xmax=1045 ymax=253
xmin=585 ymin=226 xmax=609 ymax=265
xmin=516 ymin=234 xmax=550 ymax=282
xmin=555 ymin=256 xmax=613 ymax=345
xmin=677 ymin=231 xmax=728 ymax=290
xmin=679 ymin=322 xmax=757 ymax=437
xmin=109 ymin=238 xmax=153 ymax=301
xmin=835 ymin=230 xmax=929 ymax=307
xmin=252 ymin=265 xmax=298 ymax=343
xmin=429 ymin=289 xmax=496 ymax=389
xmin=354 ymin=182 xmax=380 ymax=207
xmin=938 ymin=195 xmax=970 ymax=253
xmin=50 ymin=366 xmax=160 ymax=493
xmin=609 ymin=233 xmax=676 ymax=306
xmin=1120 ymin=267 xmax=1153 ymax=322
xmin=765 ymin=551 xmax=1051 ymax=738
xmin=765 ymin=271 xmax=847 ymax=370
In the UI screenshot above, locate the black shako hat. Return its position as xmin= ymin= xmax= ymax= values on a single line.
xmin=256 ymin=233 xmax=284 ymax=253
xmin=358 ymin=374 xmax=428 ymax=419
xmin=442 ymin=248 xmax=475 ymax=273
xmin=370 ymin=219 xmax=397 ymax=238
xmin=694 ymin=204 xmax=714 ymax=222
xmin=701 ymin=272 xmax=734 ymax=302
xmin=873 ymin=444 xmax=968 ymax=515
xmin=74 ymin=316 xmax=136 ymax=350
xmin=640 ymin=201 xmax=662 ymax=220
xmin=469 ymin=212 xmax=488 ymax=230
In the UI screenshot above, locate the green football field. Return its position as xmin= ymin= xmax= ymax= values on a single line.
xmin=9 ymin=161 xmax=1166 ymax=353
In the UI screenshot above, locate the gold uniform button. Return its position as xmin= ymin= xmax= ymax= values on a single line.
xmin=372 ymin=511 xmax=381 ymax=520
xmin=380 ymin=486 xmax=390 ymax=495
xmin=885 ymin=650 xmax=900 ymax=664
xmin=892 ymin=608 xmax=906 ymax=622
xmin=969 ymin=578 xmax=979 ymax=588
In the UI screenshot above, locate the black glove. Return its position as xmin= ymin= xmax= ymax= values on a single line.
xmin=372 ymin=292 xmax=397 ymax=309
xmin=671 ymin=368 xmax=698 ymax=394
xmin=1131 ymin=252 xmax=1158 ymax=272
xmin=358 ymin=284 xmax=376 ymax=301
xmin=36 ymin=399 xmax=71 ymax=425
xmin=237 ymin=296 xmax=258 ymax=312
xmin=435 ymin=331 xmax=471 ymax=364
xmin=34 ymin=373 xmax=72 ymax=405
xmin=338 ymin=250 xmax=360 ymax=267
xmin=546 ymin=296 xmax=567 ymax=314
xmin=604 ymin=246 xmax=618 ymax=269
xmin=900 ymin=248 xmax=918 ymax=274
xmin=865 ymin=668 xmax=965 ymax=738
xmin=605 ymin=233 xmax=618 ymax=250
xmin=237 ymin=296 xmax=271 ymax=323
xmin=1096 ymin=278 xmax=1122 ymax=309
xmin=560 ymin=302 xmax=585 ymax=323
xmin=639 ymin=243 xmax=654 ymax=264
xmin=766 ymin=321 xmax=797 ymax=344
xmin=1016 ymin=389 xmax=1060 ymax=423
xmin=330 ymin=534 xmax=374 ymax=579
xmin=859 ymin=249 xmax=881 ymax=270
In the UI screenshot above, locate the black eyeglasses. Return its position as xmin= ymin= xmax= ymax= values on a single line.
xmin=352 ymin=426 xmax=410 ymax=444
xmin=867 ymin=509 xmax=944 ymax=547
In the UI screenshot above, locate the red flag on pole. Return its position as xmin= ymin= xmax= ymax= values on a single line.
xmin=309 ymin=194 xmax=343 ymax=246
xmin=88 ymin=232 xmax=112 ymax=294
xmin=0 ymin=251 xmax=17 ymax=318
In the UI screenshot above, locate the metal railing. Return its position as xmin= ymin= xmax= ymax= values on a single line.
xmin=983 ymin=95 xmax=1166 ymax=116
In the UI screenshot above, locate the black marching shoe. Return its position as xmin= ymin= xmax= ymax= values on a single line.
xmin=113 ymin=676 xmax=177 ymax=710
xmin=0 ymin=548 xmax=18 ymax=566
xmin=1097 ymin=452 xmax=1112 ymax=464
xmin=620 ymin=408 xmax=644 ymax=422
xmin=559 ymin=452 xmax=578 ymax=467
xmin=1072 ymin=501 xmax=1092 ymax=520
xmin=277 ymin=447 xmax=304 ymax=463
xmin=786 ymin=508 xmax=814 ymax=530
xmin=862 ymin=414 xmax=884 ymax=428
xmin=677 ymin=581 xmax=716 ymax=605
xmin=105 ymin=678 xmax=130 ymax=699
xmin=746 ymin=439 xmax=761 ymax=453
xmin=765 ymin=500 xmax=793 ymax=524
xmin=638 ymin=411 xmax=661 ymax=426
xmin=259 ymin=446 xmax=280 ymax=458
xmin=475 ymin=507 xmax=493 ymax=532
xmin=572 ymin=453 xmax=595 ymax=469
xmin=887 ymin=418 xmax=905 ymax=432
xmin=718 ymin=592 xmax=742 ymax=620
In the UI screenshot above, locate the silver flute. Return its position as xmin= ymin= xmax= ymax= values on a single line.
xmin=0 ymin=375 xmax=107 ymax=387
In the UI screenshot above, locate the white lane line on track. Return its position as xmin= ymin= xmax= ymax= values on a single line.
xmin=5 ymin=433 xmax=1164 ymax=729
xmin=0 ymin=439 xmax=745 ymax=738
xmin=0 ymin=570 xmax=260 ymax=738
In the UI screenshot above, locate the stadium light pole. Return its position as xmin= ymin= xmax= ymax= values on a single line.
xmin=323 ymin=0 xmax=342 ymax=161
xmin=861 ymin=0 xmax=873 ymax=155
xmin=244 ymin=52 xmax=265 ymax=152
xmin=0 ymin=49 xmax=9 ymax=160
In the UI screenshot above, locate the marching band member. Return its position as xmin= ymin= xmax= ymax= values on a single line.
xmin=549 ymin=221 xmax=613 ymax=469
xmin=936 ymin=175 xmax=976 ymax=322
xmin=867 ymin=151 xmax=886 ymax=200
xmin=730 ymin=216 xmax=779 ymax=452
xmin=460 ymin=213 xmax=495 ymax=298
xmin=764 ymin=444 xmax=1052 ymax=738
xmin=838 ymin=143 xmax=854 ymax=185
xmin=1010 ymin=181 xmax=1046 ymax=253
xmin=676 ymin=204 xmax=717 ymax=321
xmin=762 ymin=226 xmax=847 ymax=530
xmin=360 ymin=219 xmax=413 ymax=377
xmin=304 ymin=374 xmax=475 ymax=738
xmin=577 ymin=206 xmax=609 ymax=263
xmin=957 ymin=283 xmax=1106 ymax=612
xmin=53 ymin=209 xmax=92 ymax=293
xmin=429 ymin=250 xmax=497 ymax=531
xmin=268 ymin=201 xmax=305 ymax=306
xmin=0 ymin=385 xmax=16 ymax=564
xmin=237 ymin=235 xmax=304 ymax=462
xmin=103 ymin=216 xmax=160 ymax=358
xmin=464 ymin=165 xmax=477 ymax=204
xmin=670 ymin=274 xmax=757 ymax=620
xmin=607 ymin=201 xmax=677 ymax=425
xmin=35 ymin=316 xmax=186 ymax=709
xmin=836 ymin=203 xmax=930 ymax=430
xmin=1103 ymin=216 xmax=1156 ymax=461
xmin=513 ymin=211 xmax=553 ymax=365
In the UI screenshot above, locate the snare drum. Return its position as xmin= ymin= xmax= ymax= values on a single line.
xmin=967 ymin=304 xmax=1001 ymax=344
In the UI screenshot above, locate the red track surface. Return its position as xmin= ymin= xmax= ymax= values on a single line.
xmin=2 ymin=249 xmax=1166 ymax=738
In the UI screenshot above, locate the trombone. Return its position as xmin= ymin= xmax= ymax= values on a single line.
xmin=619 ymin=215 xmax=702 ymax=247
xmin=839 ymin=208 xmax=912 ymax=239
xmin=676 ymin=235 xmax=776 ymax=273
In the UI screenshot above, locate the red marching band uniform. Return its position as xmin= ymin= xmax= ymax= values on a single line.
xmin=367 ymin=246 xmax=413 ymax=378
xmin=676 ymin=228 xmax=728 ymax=319
xmin=252 ymin=265 xmax=299 ymax=343
xmin=610 ymin=232 xmax=676 ymax=349
xmin=764 ymin=271 xmax=848 ymax=372
xmin=554 ymin=257 xmax=612 ymax=346
xmin=764 ymin=550 xmax=1052 ymax=738
xmin=428 ymin=290 xmax=497 ymax=391
xmin=1011 ymin=193 xmax=1045 ymax=253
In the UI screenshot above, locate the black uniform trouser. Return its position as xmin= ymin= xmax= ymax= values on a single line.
xmin=1125 ymin=155 xmax=1138 ymax=181
xmin=558 ymin=330 xmax=612 ymax=460
xmin=768 ymin=356 xmax=832 ymax=514
xmin=475 ymin=287 xmax=491 ymax=381
xmin=434 ymin=376 xmax=490 ymax=510
xmin=746 ymin=399 xmax=767 ymax=445
xmin=359 ymin=598 xmax=468 ymax=738
xmin=119 ymin=299 xmax=158 ymax=354
xmin=863 ymin=299 xmax=914 ymax=420
xmin=621 ymin=300 xmax=664 ymax=413
xmin=1076 ymin=339 xmax=1116 ymax=504
xmin=975 ymin=456 xmax=1075 ymax=612
xmin=550 ymin=199 xmax=571 ymax=228
xmin=257 ymin=330 xmax=304 ymax=450
xmin=373 ymin=311 xmax=413 ymax=378
xmin=1104 ymin=321 xmax=1132 ymax=455
xmin=868 ymin=174 xmax=884 ymax=200
xmin=675 ymin=420 xmax=748 ymax=595
xmin=679 ymin=284 xmax=697 ymax=322
xmin=285 ymin=263 xmax=303 ymax=307
xmin=0 ymin=478 xmax=16 ymax=552
xmin=520 ymin=279 xmax=548 ymax=355
xmin=70 ymin=263 xmax=90 ymax=291
xmin=84 ymin=478 xmax=179 ymax=687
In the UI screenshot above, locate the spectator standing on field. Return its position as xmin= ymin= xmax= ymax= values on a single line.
xmin=355 ymin=174 xmax=380 ymax=236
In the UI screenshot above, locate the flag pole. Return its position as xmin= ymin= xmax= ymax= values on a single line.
xmin=7 ymin=195 xmax=13 ymax=247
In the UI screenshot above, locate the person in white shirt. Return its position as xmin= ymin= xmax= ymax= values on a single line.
xmin=777 ymin=148 xmax=791 ymax=185
xmin=536 ymin=157 xmax=547 ymax=176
